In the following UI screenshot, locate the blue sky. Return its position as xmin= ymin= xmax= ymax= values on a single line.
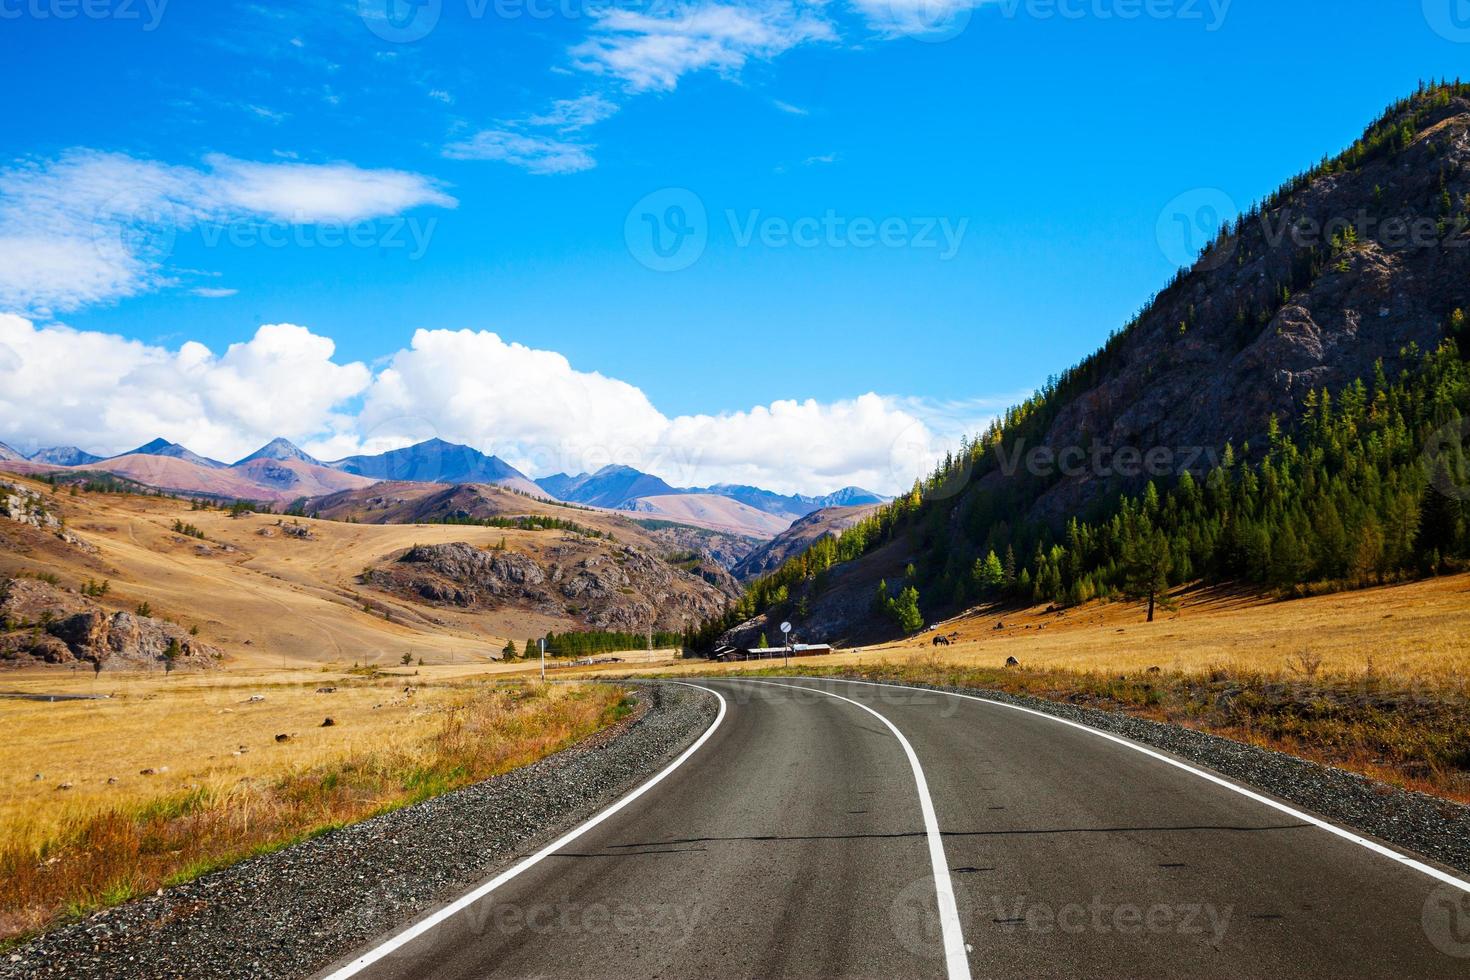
xmin=0 ymin=0 xmax=1467 ymax=493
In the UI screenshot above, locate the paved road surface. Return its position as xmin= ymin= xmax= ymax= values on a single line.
xmin=321 ymin=677 xmax=1470 ymax=979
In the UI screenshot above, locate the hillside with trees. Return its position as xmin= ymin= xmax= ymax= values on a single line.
xmin=694 ymin=81 xmax=1470 ymax=649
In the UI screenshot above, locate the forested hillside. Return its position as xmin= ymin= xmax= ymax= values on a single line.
xmin=694 ymin=81 xmax=1470 ymax=648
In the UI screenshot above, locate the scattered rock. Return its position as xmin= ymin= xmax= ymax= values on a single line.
xmin=55 ymin=782 xmax=72 ymax=791
xmin=274 ymin=733 xmax=291 ymax=743
xmin=1005 ymin=656 xmax=1021 ymax=668
xmin=320 ymin=718 xmax=335 ymax=727
xmin=316 ymin=687 xmax=336 ymax=694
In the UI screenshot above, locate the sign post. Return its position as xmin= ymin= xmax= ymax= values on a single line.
xmin=780 ymin=621 xmax=792 ymax=669
xmin=539 ymin=637 xmax=546 ymax=682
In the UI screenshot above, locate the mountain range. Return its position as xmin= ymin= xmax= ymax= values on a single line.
xmin=0 ymin=435 xmax=881 ymax=542
xmin=534 ymin=465 xmax=886 ymax=523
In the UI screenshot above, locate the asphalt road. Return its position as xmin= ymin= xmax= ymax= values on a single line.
xmin=321 ymin=677 xmax=1470 ymax=979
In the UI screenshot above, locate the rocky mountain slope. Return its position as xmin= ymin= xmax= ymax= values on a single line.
xmin=713 ymin=82 xmax=1470 ymax=646
xmin=731 ymin=504 xmax=881 ymax=581
xmin=365 ymin=540 xmax=726 ymax=633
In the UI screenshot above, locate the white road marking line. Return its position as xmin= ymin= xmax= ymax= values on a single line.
xmin=746 ymin=679 xmax=973 ymax=980
xmin=815 ymin=676 xmax=1470 ymax=895
xmin=320 ymin=682 xmax=729 ymax=979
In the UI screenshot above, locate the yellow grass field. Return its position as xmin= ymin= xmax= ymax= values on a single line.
xmin=608 ymin=573 xmax=1470 ymax=688
xmin=0 ymin=671 xmax=630 ymax=941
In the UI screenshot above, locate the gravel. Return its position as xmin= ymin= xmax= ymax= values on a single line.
xmin=1 ymin=681 xmax=717 ymax=980
xmin=835 ymin=675 xmax=1470 ymax=877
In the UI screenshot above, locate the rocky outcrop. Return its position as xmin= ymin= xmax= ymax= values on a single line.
xmin=0 ymin=578 xmax=221 ymax=670
xmin=367 ymin=541 xmax=727 ymax=632
xmin=1 ymin=479 xmax=94 ymax=552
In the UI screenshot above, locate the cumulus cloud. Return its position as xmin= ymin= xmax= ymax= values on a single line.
xmin=0 ymin=315 xmax=370 ymax=463
xmin=0 ymin=318 xmax=984 ymax=495
xmin=571 ymin=1 xmax=835 ymax=93
xmin=0 ymin=150 xmax=456 ymax=315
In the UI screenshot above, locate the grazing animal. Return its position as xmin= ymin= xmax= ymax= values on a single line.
xmin=932 ymin=635 xmax=951 ymax=647
xmin=1005 ymin=656 xmax=1020 ymax=668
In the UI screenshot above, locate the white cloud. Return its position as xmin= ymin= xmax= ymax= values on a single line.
xmin=0 ymin=150 xmax=456 ymax=316
xmin=0 ymin=319 xmax=977 ymax=495
xmin=773 ymin=99 xmax=810 ymax=115
xmin=443 ymin=130 xmax=597 ymax=175
xmin=0 ymin=315 xmax=370 ymax=463
xmin=572 ymin=2 xmax=835 ymax=93
xmin=192 ymin=287 xmax=239 ymax=298
xmin=428 ymin=89 xmax=455 ymax=104
xmin=200 ymin=154 xmax=455 ymax=222
xmin=527 ymin=94 xmax=621 ymax=132
xmin=341 ymin=329 xmax=968 ymax=495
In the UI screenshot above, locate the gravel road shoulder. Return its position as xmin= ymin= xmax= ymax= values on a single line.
xmin=2 ymin=681 xmax=718 ymax=980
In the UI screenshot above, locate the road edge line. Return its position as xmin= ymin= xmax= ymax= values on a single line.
xmin=319 ymin=681 xmax=729 ymax=979
xmin=747 ymin=679 xmax=973 ymax=980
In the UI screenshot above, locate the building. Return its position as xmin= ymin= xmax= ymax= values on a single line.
xmin=710 ymin=643 xmax=834 ymax=662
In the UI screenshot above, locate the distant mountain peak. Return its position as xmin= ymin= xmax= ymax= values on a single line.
xmin=326 ymin=438 xmax=538 ymax=492
xmin=116 ymin=438 xmax=227 ymax=469
xmin=27 ymin=446 xmax=103 ymax=467
xmin=235 ymin=438 xmax=321 ymax=467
